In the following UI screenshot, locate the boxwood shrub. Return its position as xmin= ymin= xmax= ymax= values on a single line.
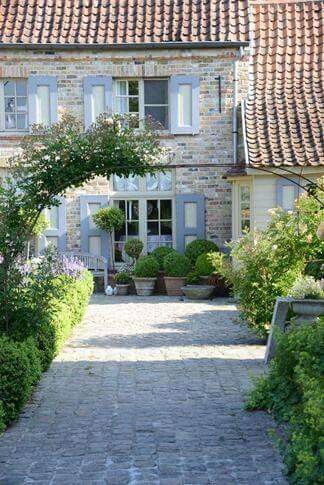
xmin=150 ymin=246 xmax=177 ymax=270
xmin=246 ymin=319 xmax=323 ymax=484
xmin=164 ymin=252 xmax=191 ymax=277
xmin=134 ymin=256 xmax=159 ymax=278
xmin=184 ymin=239 xmax=219 ymax=265
xmin=0 ymin=270 xmax=93 ymax=432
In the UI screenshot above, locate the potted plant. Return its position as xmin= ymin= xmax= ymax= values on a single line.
xmin=92 ymin=206 xmax=124 ymax=272
xmin=150 ymin=246 xmax=177 ymax=294
xmin=289 ymin=275 xmax=324 ymax=325
xmin=114 ymin=271 xmax=132 ymax=295
xmin=133 ymin=255 xmax=159 ymax=296
xmin=124 ymin=239 xmax=143 ymax=265
xmin=184 ymin=239 xmax=219 ymax=266
xmin=163 ymin=252 xmax=190 ymax=296
xmin=181 ymin=270 xmax=214 ymax=300
xmin=195 ymin=252 xmax=216 ymax=285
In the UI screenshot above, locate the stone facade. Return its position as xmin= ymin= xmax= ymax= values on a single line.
xmin=0 ymin=46 xmax=248 ymax=251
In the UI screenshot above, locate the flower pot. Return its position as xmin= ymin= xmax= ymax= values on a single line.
xmin=164 ymin=276 xmax=186 ymax=296
xmin=133 ymin=277 xmax=157 ymax=296
xmin=116 ymin=284 xmax=130 ymax=296
xmin=182 ymin=285 xmax=214 ymax=300
xmin=200 ymin=276 xmax=210 ymax=285
xmin=291 ymin=299 xmax=324 ymax=325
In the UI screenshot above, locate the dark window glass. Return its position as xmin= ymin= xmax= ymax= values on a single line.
xmin=144 ymin=80 xmax=168 ymax=104
xmin=145 ymin=106 xmax=168 ymax=128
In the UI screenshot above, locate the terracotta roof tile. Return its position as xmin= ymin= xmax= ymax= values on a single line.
xmin=245 ymin=1 xmax=324 ymax=167
xmin=0 ymin=0 xmax=250 ymax=45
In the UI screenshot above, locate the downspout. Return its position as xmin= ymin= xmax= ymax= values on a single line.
xmin=232 ymin=59 xmax=238 ymax=165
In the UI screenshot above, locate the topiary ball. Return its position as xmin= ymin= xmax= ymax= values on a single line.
xmin=184 ymin=239 xmax=219 ymax=265
xmin=124 ymin=239 xmax=143 ymax=261
xmin=164 ymin=252 xmax=191 ymax=277
xmin=134 ymin=255 xmax=159 ymax=278
xmin=150 ymin=246 xmax=177 ymax=270
xmin=195 ymin=253 xmax=215 ymax=277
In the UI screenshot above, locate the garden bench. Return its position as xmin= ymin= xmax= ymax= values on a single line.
xmin=68 ymin=253 xmax=108 ymax=289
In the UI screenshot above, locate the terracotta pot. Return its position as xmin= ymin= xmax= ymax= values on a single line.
xmin=182 ymin=285 xmax=214 ymax=300
xmin=116 ymin=284 xmax=129 ymax=296
xmin=155 ymin=270 xmax=167 ymax=294
xmin=133 ymin=277 xmax=157 ymax=296
xmin=164 ymin=276 xmax=186 ymax=296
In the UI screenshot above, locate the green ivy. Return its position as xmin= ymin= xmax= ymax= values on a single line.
xmin=246 ymin=319 xmax=324 ymax=484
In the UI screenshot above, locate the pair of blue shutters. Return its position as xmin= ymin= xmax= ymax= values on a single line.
xmin=40 ymin=194 xmax=205 ymax=256
xmin=84 ymin=75 xmax=200 ymax=134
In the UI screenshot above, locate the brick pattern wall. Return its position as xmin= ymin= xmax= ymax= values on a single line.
xmin=0 ymin=47 xmax=248 ymax=249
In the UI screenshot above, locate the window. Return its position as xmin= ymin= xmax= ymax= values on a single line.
xmin=146 ymin=171 xmax=172 ymax=191
xmin=0 ymin=80 xmax=28 ymax=131
xmin=113 ymin=200 xmax=139 ymax=262
xmin=147 ymin=199 xmax=173 ymax=252
xmin=239 ymin=185 xmax=251 ymax=233
xmin=115 ymin=79 xmax=169 ymax=129
xmin=113 ymin=174 xmax=139 ymax=192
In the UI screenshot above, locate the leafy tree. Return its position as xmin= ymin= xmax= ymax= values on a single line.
xmin=92 ymin=206 xmax=124 ymax=270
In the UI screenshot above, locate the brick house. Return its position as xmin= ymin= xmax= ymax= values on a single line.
xmin=0 ymin=0 xmax=322 ymax=266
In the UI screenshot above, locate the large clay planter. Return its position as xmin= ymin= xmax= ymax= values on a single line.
xmin=133 ymin=277 xmax=157 ymax=296
xmin=182 ymin=285 xmax=214 ymax=300
xmin=164 ymin=276 xmax=186 ymax=296
xmin=155 ymin=270 xmax=167 ymax=294
xmin=291 ymin=299 xmax=324 ymax=325
xmin=116 ymin=284 xmax=130 ymax=296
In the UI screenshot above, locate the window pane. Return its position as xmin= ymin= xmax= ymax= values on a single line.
xmin=88 ymin=203 xmax=101 ymax=229
xmin=89 ymin=236 xmax=101 ymax=256
xmin=240 ymin=186 xmax=250 ymax=203
xmin=114 ymin=200 xmax=126 ymax=214
xmin=184 ymin=202 xmax=197 ymax=228
xmin=4 ymin=81 xmax=15 ymax=96
xmin=146 ymin=174 xmax=159 ymax=191
xmin=160 ymin=172 xmax=172 ymax=191
xmin=147 ymin=200 xmax=159 ymax=220
xmin=148 ymin=221 xmax=159 ymax=235
xmin=127 ymin=200 xmax=139 ymax=220
xmin=5 ymin=114 xmax=16 ymax=129
xmin=115 ymin=224 xmax=126 ymax=241
xmin=48 ymin=206 xmax=59 ymax=229
xmin=116 ymin=81 xmax=127 ymax=96
xmin=128 ymin=80 xmax=139 ymax=96
xmin=160 ymin=200 xmax=172 ymax=219
xmin=5 ymin=97 xmax=15 ymax=112
xmin=178 ymin=84 xmax=192 ymax=127
xmin=116 ymin=97 xmax=128 ymax=114
xmin=114 ymin=175 xmax=125 ymax=191
xmin=125 ymin=175 xmax=139 ymax=191
xmin=161 ymin=221 xmax=172 ymax=236
xmin=46 ymin=236 xmax=58 ymax=248
xmin=127 ymin=221 xmax=139 ymax=236
xmin=144 ymin=80 xmax=168 ymax=104
xmin=17 ymin=114 xmax=27 ymax=130
xmin=145 ymin=106 xmax=168 ymax=128
xmin=114 ymin=243 xmax=125 ymax=262
xmin=36 ymin=85 xmax=51 ymax=125
xmin=92 ymin=85 xmax=105 ymax=121
xmin=282 ymin=185 xmax=295 ymax=211
xmin=17 ymin=97 xmax=27 ymax=112
xmin=129 ymin=97 xmax=139 ymax=113
xmin=16 ymin=80 xmax=27 ymax=96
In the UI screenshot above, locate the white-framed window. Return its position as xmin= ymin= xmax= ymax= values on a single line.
xmin=239 ymin=185 xmax=251 ymax=234
xmin=111 ymin=171 xmax=175 ymax=263
xmin=114 ymin=79 xmax=169 ymax=129
xmin=0 ymin=79 xmax=28 ymax=132
xmin=147 ymin=199 xmax=173 ymax=252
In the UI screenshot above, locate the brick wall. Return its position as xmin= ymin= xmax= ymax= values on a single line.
xmin=0 ymin=47 xmax=249 ymax=249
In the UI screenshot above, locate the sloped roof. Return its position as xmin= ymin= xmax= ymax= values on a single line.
xmin=0 ymin=0 xmax=249 ymax=45
xmin=245 ymin=0 xmax=324 ymax=167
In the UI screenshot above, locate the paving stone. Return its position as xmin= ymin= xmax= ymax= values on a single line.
xmin=0 ymin=295 xmax=287 ymax=484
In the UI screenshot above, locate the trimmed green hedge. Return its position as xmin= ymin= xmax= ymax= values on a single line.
xmin=0 ymin=271 xmax=93 ymax=431
xmin=246 ymin=318 xmax=323 ymax=484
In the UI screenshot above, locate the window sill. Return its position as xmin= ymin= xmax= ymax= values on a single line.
xmin=0 ymin=133 xmax=28 ymax=140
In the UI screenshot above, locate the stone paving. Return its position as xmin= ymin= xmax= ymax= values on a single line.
xmin=0 ymin=295 xmax=287 ymax=485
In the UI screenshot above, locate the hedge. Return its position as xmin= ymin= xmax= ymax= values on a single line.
xmin=246 ymin=318 xmax=323 ymax=484
xmin=0 ymin=270 xmax=93 ymax=431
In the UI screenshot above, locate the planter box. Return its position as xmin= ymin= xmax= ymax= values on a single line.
xmin=164 ymin=276 xmax=186 ymax=296
xmin=182 ymin=285 xmax=214 ymax=300
xmin=133 ymin=277 xmax=157 ymax=296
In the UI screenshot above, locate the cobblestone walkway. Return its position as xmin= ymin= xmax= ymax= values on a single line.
xmin=0 ymin=295 xmax=286 ymax=484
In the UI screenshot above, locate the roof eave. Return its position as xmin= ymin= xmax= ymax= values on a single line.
xmin=0 ymin=40 xmax=249 ymax=51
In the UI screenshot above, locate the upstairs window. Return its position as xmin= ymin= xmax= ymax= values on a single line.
xmin=0 ymin=80 xmax=28 ymax=132
xmin=114 ymin=79 xmax=169 ymax=129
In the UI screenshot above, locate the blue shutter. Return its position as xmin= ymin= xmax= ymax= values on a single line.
xmin=28 ymin=76 xmax=58 ymax=127
xmin=170 ymin=75 xmax=200 ymax=135
xmin=39 ymin=197 xmax=66 ymax=253
xmin=276 ymin=178 xmax=301 ymax=211
xmin=176 ymin=194 xmax=205 ymax=253
xmin=80 ymin=195 xmax=109 ymax=258
xmin=83 ymin=76 xmax=113 ymax=129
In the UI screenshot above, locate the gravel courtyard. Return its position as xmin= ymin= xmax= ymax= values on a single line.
xmin=0 ymin=295 xmax=286 ymax=484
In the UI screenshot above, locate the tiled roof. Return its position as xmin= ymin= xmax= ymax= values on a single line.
xmin=0 ymin=0 xmax=250 ymax=45
xmin=245 ymin=0 xmax=324 ymax=167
